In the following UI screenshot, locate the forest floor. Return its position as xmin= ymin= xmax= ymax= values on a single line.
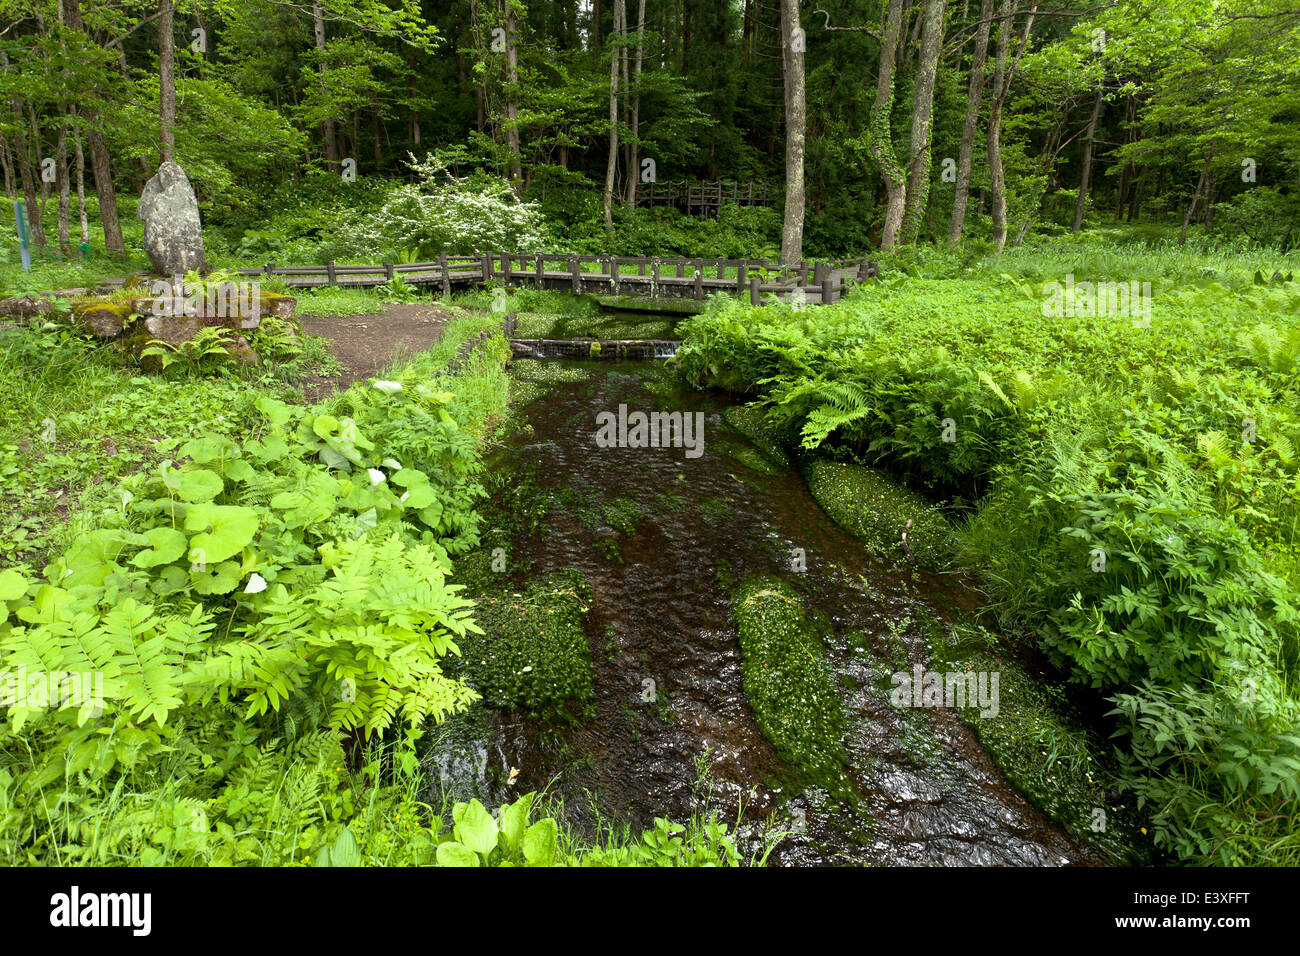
xmin=299 ymin=302 xmax=452 ymax=401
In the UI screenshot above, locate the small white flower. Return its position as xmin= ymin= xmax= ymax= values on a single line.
xmin=373 ymin=380 xmax=403 ymax=394
xmin=368 ymin=468 xmax=386 ymax=485
xmin=400 ymin=491 xmax=410 ymax=503
xmin=244 ymin=573 xmax=268 ymax=594
xmin=521 ymin=666 xmax=533 ymax=673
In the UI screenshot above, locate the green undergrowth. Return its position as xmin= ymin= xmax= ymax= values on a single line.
xmin=0 ymin=315 xmax=511 ymax=865
xmin=678 ymin=247 xmax=1300 ymax=864
xmin=927 ymin=618 xmax=1146 ymax=864
xmin=803 ymin=460 xmax=956 ymax=570
xmin=731 ymin=574 xmax=850 ymax=793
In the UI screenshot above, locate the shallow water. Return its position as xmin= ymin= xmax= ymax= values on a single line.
xmin=427 ymin=358 xmax=1103 ymax=866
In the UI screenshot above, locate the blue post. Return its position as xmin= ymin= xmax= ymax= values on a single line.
xmin=14 ymin=200 xmax=31 ymax=272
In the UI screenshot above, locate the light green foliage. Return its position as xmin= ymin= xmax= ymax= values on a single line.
xmin=682 ymin=243 xmax=1300 ymax=864
xmin=731 ymin=575 xmax=848 ymax=790
xmin=0 ymin=319 xmax=510 ymax=865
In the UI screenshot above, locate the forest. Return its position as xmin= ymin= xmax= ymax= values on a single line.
xmin=0 ymin=0 xmax=1297 ymax=876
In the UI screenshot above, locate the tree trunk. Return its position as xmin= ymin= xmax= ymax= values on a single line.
xmin=73 ymin=122 xmax=88 ymax=247
xmin=624 ymin=0 xmax=645 ymax=206
xmin=603 ymin=0 xmax=624 ymax=231
xmin=948 ymin=0 xmax=993 ymax=244
xmin=159 ymin=0 xmax=176 ymax=163
xmin=1179 ymin=155 xmax=1210 ymax=245
xmin=868 ymin=0 xmax=907 ymax=249
xmin=56 ymin=127 xmax=70 ymax=257
xmin=504 ymin=0 xmax=522 ymax=187
xmin=1072 ymin=85 xmax=1103 ymax=232
xmin=899 ymin=0 xmax=947 ymax=244
xmin=312 ymin=1 xmax=338 ymax=167
xmin=986 ymin=0 xmax=1036 ymax=254
xmin=778 ymin=0 xmax=806 ymax=263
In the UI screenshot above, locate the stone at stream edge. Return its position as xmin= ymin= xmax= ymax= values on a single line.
xmin=137 ymin=161 xmax=207 ymax=276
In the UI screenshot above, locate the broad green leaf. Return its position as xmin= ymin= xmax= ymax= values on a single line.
xmin=131 ymin=527 xmax=189 ymax=568
xmin=0 ymin=569 xmax=28 ymax=601
xmin=436 ymin=841 xmax=480 ymax=867
xmin=497 ymin=793 xmax=534 ymax=854
xmin=453 ymin=799 xmax=498 ymax=858
xmin=185 ymin=504 xmax=259 ymax=563
xmin=522 ymin=818 xmax=558 ymax=867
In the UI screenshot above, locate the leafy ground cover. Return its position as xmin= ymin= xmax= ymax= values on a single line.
xmin=676 ymin=237 xmax=1300 ymax=864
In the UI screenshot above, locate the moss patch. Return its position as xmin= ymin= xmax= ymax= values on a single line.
xmin=927 ymin=618 xmax=1146 ymax=863
xmin=804 ymin=459 xmax=955 ymax=569
xmin=722 ymin=405 xmax=792 ymax=469
xmin=456 ymin=570 xmax=596 ymax=715
xmin=732 ymin=574 xmax=849 ymax=790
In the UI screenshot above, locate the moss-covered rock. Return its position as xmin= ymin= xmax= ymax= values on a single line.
xmin=456 ymin=570 xmax=595 ymax=714
xmin=927 ymin=618 xmax=1147 ymax=863
xmin=71 ymin=300 xmax=133 ymax=338
xmin=732 ymin=574 xmax=849 ymax=789
xmin=722 ymin=405 xmax=792 ymax=469
xmin=803 ymin=459 xmax=954 ymax=569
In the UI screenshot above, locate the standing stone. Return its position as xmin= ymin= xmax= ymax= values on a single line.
xmin=137 ymin=162 xmax=207 ymax=276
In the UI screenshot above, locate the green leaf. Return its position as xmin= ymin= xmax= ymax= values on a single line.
xmin=522 ymin=818 xmax=558 ymax=867
xmin=176 ymin=470 xmax=225 ymax=503
xmin=0 ymin=569 xmax=28 ymax=601
xmin=191 ymin=561 xmax=243 ymax=595
xmin=497 ymin=793 xmax=534 ymax=855
xmin=330 ymin=828 xmax=362 ymax=867
xmin=131 ymin=527 xmax=190 ymax=568
xmin=453 ymin=799 xmax=498 ymax=858
xmin=436 ymin=841 xmax=481 ymax=867
xmin=185 ymin=504 xmax=259 ymax=563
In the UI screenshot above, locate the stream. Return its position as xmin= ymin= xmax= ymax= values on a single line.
xmin=426 ymin=342 xmax=1104 ymax=866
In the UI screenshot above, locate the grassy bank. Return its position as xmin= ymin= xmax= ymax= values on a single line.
xmin=675 ymin=238 xmax=1300 ymax=864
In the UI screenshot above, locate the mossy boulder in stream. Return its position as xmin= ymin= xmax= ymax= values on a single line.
xmin=804 ymin=459 xmax=955 ymax=569
xmin=732 ymin=575 xmax=849 ymax=789
xmin=457 ymin=570 xmax=595 ymax=714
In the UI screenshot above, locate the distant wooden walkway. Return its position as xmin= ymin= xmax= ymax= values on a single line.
xmin=635 ymin=181 xmax=774 ymax=217
xmin=105 ymin=253 xmax=878 ymax=306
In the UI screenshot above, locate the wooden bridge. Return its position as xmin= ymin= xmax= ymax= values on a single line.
xmin=159 ymin=253 xmax=878 ymax=307
xmin=635 ymin=181 xmax=774 ymax=217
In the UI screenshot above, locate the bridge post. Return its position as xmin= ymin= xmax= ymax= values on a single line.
xmin=535 ymin=254 xmax=544 ymax=289
xmin=383 ymin=261 xmax=394 ymax=281
xmin=651 ymin=260 xmax=660 ymax=296
xmin=820 ymin=265 xmax=834 ymax=305
xmin=440 ymin=253 xmax=451 ymax=295
xmin=693 ymin=260 xmax=704 ymax=300
xmin=749 ymin=275 xmax=761 ymax=306
xmin=569 ymin=255 xmax=580 ymax=294
xmin=501 ymin=252 xmax=512 ymax=283
xmin=856 ymin=259 xmax=870 ymax=282
xmin=480 ymin=254 xmax=491 ymax=285
xmin=326 ymin=261 xmax=337 ymax=286
xmin=737 ymin=263 xmax=747 ymax=295
xmin=265 ymin=262 xmax=275 ymax=277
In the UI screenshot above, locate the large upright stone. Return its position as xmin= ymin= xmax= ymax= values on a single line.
xmin=137 ymin=162 xmax=207 ymax=276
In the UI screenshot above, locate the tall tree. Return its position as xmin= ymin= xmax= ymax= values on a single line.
xmin=899 ymin=0 xmax=947 ymax=244
xmin=867 ymin=0 xmax=907 ymax=249
xmin=159 ymin=0 xmax=176 ymax=163
xmin=948 ymin=0 xmax=993 ymax=244
xmin=779 ymin=0 xmax=806 ymax=263
xmin=602 ymin=0 xmax=624 ymax=230
xmin=1072 ymin=85 xmax=1103 ymax=232
xmin=986 ymin=0 xmax=1036 ymax=253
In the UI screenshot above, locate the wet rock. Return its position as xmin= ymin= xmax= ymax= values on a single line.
xmin=137 ymin=161 xmax=207 ymax=276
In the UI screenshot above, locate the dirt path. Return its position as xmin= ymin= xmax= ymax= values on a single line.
xmin=299 ymin=303 xmax=453 ymax=401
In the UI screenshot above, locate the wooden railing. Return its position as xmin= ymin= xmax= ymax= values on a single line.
xmin=140 ymin=252 xmax=880 ymax=305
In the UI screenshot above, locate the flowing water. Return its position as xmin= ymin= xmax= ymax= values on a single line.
xmin=427 ymin=351 xmax=1104 ymax=866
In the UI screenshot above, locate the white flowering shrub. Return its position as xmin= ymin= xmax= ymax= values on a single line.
xmin=325 ymin=153 xmax=547 ymax=259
